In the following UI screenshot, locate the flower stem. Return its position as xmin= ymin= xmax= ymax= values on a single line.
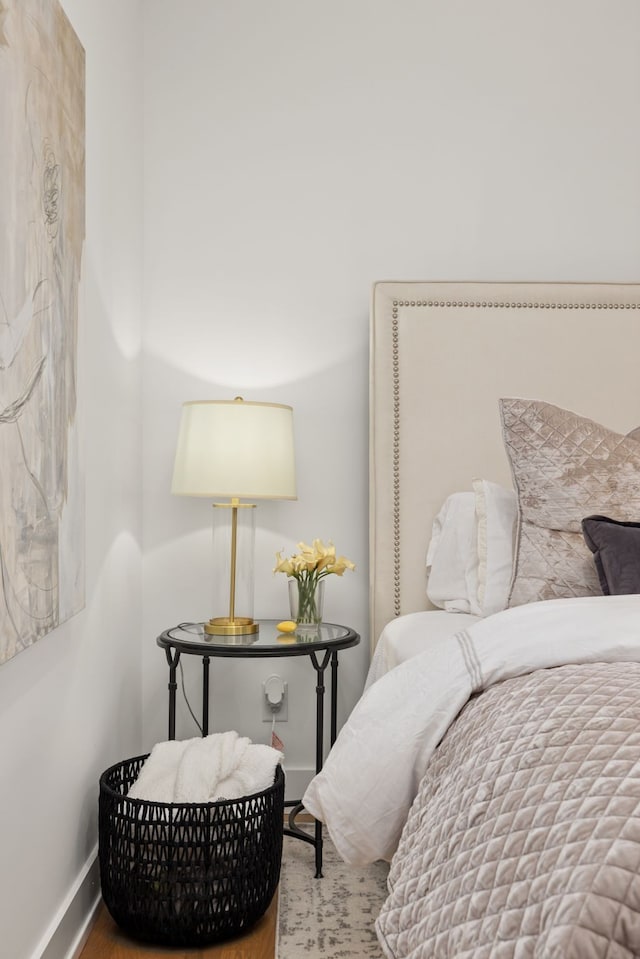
xmin=291 ymin=574 xmax=323 ymax=624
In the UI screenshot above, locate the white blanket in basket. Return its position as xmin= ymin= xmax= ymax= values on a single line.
xmin=128 ymin=730 xmax=283 ymax=803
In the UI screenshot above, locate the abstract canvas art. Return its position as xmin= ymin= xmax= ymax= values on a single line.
xmin=0 ymin=0 xmax=85 ymax=664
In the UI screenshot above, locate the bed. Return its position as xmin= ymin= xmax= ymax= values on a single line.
xmin=304 ymin=281 xmax=640 ymax=958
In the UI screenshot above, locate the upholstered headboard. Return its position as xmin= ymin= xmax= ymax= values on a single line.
xmin=370 ymin=281 xmax=640 ymax=650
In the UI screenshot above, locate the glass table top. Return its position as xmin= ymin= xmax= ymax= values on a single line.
xmin=157 ymin=619 xmax=359 ymax=657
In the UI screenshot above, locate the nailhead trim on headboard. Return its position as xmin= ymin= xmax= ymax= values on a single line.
xmin=393 ymin=300 xmax=639 ymax=309
xmin=391 ymin=306 xmax=401 ymax=617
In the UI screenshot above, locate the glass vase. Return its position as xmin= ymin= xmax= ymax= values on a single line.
xmin=288 ymin=578 xmax=324 ymax=626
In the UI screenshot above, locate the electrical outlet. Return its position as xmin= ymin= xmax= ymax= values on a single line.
xmin=262 ymin=676 xmax=288 ymax=722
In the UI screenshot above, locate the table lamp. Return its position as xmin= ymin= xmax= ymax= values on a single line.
xmin=172 ymin=397 xmax=297 ymax=635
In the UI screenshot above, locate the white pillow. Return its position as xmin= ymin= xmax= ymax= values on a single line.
xmin=426 ymin=492 xmax=478 ymax=614
xmin=426 ymin=481 xmax=517 ymax=617
xmin=472 ymin=479 xmax=518 ymax=616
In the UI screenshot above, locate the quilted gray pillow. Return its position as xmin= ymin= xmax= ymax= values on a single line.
xmin=500 ymin=399 xmax=640 ymax=606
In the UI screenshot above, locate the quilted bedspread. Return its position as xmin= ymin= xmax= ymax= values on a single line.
xmin=304 ymin=596 xmax=640 ymax=867
xmin=377 ymin=661 xmax=640 ymax=959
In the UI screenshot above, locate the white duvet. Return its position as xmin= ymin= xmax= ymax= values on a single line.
xmin=302 ymin=595 xmax=640 ymax=866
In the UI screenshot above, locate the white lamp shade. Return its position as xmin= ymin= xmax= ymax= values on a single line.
xmin=171 ymin=398 xmax=297 ymax=500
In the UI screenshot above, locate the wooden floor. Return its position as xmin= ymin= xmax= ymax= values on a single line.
xmin=79 ymin=896 xmax=277 ymax=959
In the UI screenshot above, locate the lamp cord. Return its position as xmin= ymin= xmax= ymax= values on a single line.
xmin=179 ymin=659 xmax=204 ymax=736
xmin=174 ymin=623 xmax=204 ymax=736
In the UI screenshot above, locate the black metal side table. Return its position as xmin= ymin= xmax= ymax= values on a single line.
xmin=156 ymin=620 xmax=360 ymax=877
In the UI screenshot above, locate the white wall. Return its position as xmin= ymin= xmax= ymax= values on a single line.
xmin=142 ymin=0 xmax=640 ymax=794
xmin=0 ymin=2 xmax=144 ymax=958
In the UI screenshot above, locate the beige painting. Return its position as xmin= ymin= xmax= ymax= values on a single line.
xmin=0 ymin=0 xmax=85 ymax=664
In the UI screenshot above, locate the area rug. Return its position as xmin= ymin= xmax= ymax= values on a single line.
xmin=277 ymin=834 xmax=389 ymax=959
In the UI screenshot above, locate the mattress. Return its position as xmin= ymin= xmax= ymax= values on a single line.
xmin=365 ymin=610 xmax=480 ymax=689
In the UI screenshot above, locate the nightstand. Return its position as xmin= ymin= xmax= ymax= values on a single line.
xmin=157 ymin=619 xmax=360 ymax=877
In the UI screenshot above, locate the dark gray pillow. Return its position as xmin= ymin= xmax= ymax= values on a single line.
xmin=582 ymin=515 xmax=640 ymax=595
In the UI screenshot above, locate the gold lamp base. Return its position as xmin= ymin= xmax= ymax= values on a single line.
xmin=205 ymin=616 xmax=259 ymax=636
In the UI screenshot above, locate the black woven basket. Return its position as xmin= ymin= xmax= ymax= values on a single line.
xmin=99 ymin=754 xmax=284 ymax=946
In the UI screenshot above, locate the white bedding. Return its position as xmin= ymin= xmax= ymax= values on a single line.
xmin=302 ymin=595 xmax=640 ymax=866
xmin=365 ymin=610 xmax=480 ymax=688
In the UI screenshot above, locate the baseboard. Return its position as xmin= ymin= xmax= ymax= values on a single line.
xmin=32 ymin=846 xmax=101 ymax=959
xmin=285 ymin=811 xmax=315 ymax=824
xmin=283 ymin=765 xmax=314 ymax=803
